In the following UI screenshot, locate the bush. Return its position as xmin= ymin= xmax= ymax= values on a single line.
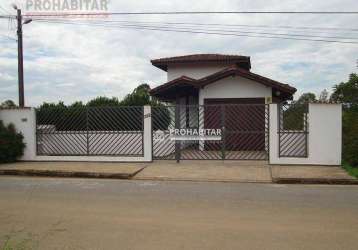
xmin=342 ymin=106 xmax=358 ymax=167
xmin=0 ymin=120 xmax=26 ymax=163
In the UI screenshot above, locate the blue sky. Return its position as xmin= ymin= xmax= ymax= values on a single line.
xmin=0 ymin=0 xmax=357 ymax=106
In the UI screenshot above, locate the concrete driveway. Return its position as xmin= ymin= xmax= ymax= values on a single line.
xmin=135 ymin=160 xmax=272 ymax=182
xmin=0 ymin=177 xmax=357 ymax=250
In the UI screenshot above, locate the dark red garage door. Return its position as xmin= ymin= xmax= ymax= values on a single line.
xmin=204 ymin=98 xmax=266 ymax=151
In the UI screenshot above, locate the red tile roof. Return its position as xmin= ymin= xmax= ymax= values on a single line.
xmin=150 ymin=66 xmax=296 ymax=99
xmin=151 ymin=54 xmax=251 ymax=71
xmin=149 ymin=76 xmax=197 ymax=94
xmin=198 ymin=66 xmax=297 ymax=94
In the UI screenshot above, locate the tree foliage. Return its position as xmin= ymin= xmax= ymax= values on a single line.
xmin=296 ymin=92 xmax=316 ymax=104
xmin=331 ymin=73 xmax=358 ymax=167
xmin=330 ymin=73 xmax=358 ymax=104
xmin=87 ymin=97 xmax=120 ymax=107
xmin=0 ymin=121 xmax=25 ymax=163
xmin=281 ymin=92 xmax=315 ymax=131
xmin=0 ymin=100 xmax=17 ymax=108
xmin=342 ymin=106 xmax=358 ymax=166
xmin=36 ymin=84 xmax=170 ymax=131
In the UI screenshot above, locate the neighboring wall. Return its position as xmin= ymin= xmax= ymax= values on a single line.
xmin=269 ymin=103 xmax=342 ymax=165
xmin=199 ymin=75 xmax=272 ymax=105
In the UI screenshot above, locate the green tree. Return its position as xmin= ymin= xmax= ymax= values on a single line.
xmin=120 ymin=84 xmax=151 ymax=106
xmin=87 ymin=96 xmax=121 ymax=107
xmin=296 ymin=92 xmax=317 ymax=104
xmin=1 ymin=100 xmax=17 ymax=108
xmin=330 ymin=73 xmax=358 ymax=104
xmin=0 ymin=121 xmax=25 ymax=163
xmin=331 ymin=73 xmax=358 ymax=167
xmin=342 ymin=106 xmax=358 ymax=166
xmin=281 ymin=93 xmax=314 ymax=130
xmin=35 ymin=84 xmax=170 ymax=131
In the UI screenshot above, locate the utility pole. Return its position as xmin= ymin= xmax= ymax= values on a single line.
xmin=16 ymin=8 xmax=24 ymax=108
xmin=13 ymin=6 xmax=31 ymax=108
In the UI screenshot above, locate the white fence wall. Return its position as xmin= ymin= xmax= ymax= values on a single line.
xmin=1 ymin=104 xmax=342 ymax=165
xmin=0 ymin=106 xmax=152 ymax=162
xmin=269 ymin=103 xmax=342 ymax=165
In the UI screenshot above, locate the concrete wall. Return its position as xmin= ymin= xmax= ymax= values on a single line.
xmin=199 ymin=75 xmax=272 ymax=105
xmin=0 ymin=106 xmax=153 ymax=162
xmin=269 ymin=103 xmax=342 ymax=165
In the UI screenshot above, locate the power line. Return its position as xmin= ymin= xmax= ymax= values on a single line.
xmin=0 ymin=5 xmax=11 ymax=15
xmin=33 ymin=19 xmax=358 ymax=44
xmin=34 ymin=19 xmax=358 ymax=41
xmin=23 ymin=11 xmax=358 ymax=17
xmin=0 ymin=15 xmax=15 ymax=19
xmin=33 ymin=18 xmax=358 ymax=33
xmin=0 ymin=34 xmax=16 ymax=41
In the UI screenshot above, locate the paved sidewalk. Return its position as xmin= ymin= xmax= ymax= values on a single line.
xmin=134 ymin=160 xmax=272 ymax=183
xmin=271 ymin=165 xmax=357 ymax=184
xmin=0 ymin=161 xmax=356 ymax=184
xmin=0 ymin=162 xmax=147 ymax=179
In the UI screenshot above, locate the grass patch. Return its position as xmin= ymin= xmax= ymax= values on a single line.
xmin=342 ymin=163 xmax=358 ymax=179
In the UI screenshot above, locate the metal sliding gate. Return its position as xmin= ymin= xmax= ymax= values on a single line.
xmin=152 ymin=104 xmax=269 ymax=160
xmin=278 ymin=103 xmax=309 ymax=157
xmin=36 ymin=106 xmax=144 ymax=156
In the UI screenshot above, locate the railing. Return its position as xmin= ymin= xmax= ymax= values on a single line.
xmin=278 ymin=103 xmax=309 ymax=157
xmin=36 ymin=106 xmax=144 ymax=156
xmin=152 ymin=104 xmax=269 ymax=160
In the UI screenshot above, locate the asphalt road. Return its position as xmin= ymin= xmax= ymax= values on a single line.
xmin=0 ymin=177 xmax=357 ymax=250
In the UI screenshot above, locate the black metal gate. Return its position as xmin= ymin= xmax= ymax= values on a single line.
xmin=278 ymin=103 xmax=309 ymax=157
xmin=152 ymin=104 xmax=269 ymax=160
xmin=36 ymin=106 xmax=144 ymax=156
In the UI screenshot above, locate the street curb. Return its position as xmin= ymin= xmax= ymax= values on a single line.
xmin=1 ymin=169 xmax=357 ymax=185
xmin=273 ymin=178 xmax=358 ymax=185
xmin=133 ymin=176 xmax=272 ymax=183
xmin=0 ymin=169 xmax=139 ymax=179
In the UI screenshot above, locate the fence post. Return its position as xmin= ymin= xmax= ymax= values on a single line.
xmin=221 ymin=105 xmax=226 ymax=160
xmin=86 ymin=107 xmax=89 ymax=155
xmin=143 ymin=105 xmax=152 ymax=162
xmin=175 ymin=105 xmax=181 ymax=163
xmin=268 ymin=103 xmax=278 ymax=164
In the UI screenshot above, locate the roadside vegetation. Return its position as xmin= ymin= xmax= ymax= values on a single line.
xmin=343 ymin=163 xmax=358 ymax=179
xmin=0 ymin=121 xmax=25 ymax=164
xmin=330 ymin=73 xmax=358 ymax=175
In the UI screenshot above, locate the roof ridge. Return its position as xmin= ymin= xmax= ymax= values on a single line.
xmin=151 ymin=54 xmax=251 ymax=71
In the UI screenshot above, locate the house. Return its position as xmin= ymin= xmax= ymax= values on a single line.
xmin=150 ymin=54 xmax=297 ymax=105
xmin=149 ymin=54 xmax=297 ymax=159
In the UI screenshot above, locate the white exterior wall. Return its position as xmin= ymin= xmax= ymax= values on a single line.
xmin=197 ymin=75 xmax=272 ymax=150
xmin=167 ymin=64 xmax=231 ymax=81
xmin=199 ymin=75 xmax=272 ymax=105
xmin=269 ymin=103 xmax=342 ymax=165
xmin=0 ymin=106 xmax=153 ymax=162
